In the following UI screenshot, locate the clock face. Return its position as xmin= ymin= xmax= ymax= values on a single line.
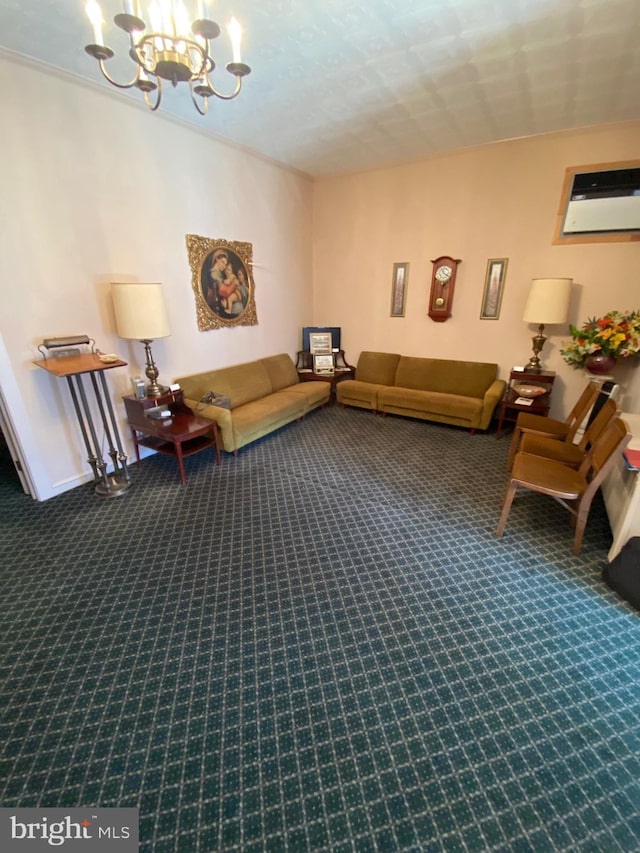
xmin=435 ymin=265 xmax=452 ymax=283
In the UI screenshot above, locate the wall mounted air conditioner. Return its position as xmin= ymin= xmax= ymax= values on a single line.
xmin=563 ymin=168 xmax=640 ymax=234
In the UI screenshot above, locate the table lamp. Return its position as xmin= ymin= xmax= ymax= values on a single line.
xmin=111 ymin=282 xmax=171 ymax=397
xmin=522 ymin=277 xmax=572 ymax=371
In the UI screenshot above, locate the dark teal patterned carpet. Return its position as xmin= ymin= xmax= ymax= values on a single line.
xmin=1 ymin=407 xmax=639 ymax=851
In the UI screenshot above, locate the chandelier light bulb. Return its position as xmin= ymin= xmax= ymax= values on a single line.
xmin=228 ymin=17 xmax=242 ymax=64
xmin=85 ymin=0 xmax=104 ymax=46
xmin=148 ymin=2 xmax=162 ymax=31
xmin=174 ymin=2 xmax=190 ymax=38
xmin=195 ymin=0 xmax=211 ymax=20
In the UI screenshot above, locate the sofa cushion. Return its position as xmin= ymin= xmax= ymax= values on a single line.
xmin=394 ymin=357 xmax=496 ymax=397
xmin=356 ymin=351 xmax=401 ymax=385
xmin=262 ymin=353 xmax=299 ymax=392
xmin=287 ymin=380 xmax=331 ymax=411
xmin=176 ymin=360 xmax=272 ymax=410
xmin=336 ymin=379 xmax=383 ymax=410
xmin=231 ymin=390 xmax=305 ymax=448
xmin=175 ymin=371 xmax=216 ymax=405
xmin=380 ymin=387 xmax=483 ymax=422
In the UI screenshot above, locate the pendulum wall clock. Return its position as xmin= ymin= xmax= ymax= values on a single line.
xmin=428 ymin=256 xmax=461 ymax=322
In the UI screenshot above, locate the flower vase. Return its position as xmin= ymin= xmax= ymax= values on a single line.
xmin=584 ymin=354 xmax=616 ymax=375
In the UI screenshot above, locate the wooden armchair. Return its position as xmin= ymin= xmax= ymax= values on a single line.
xmin=507 ymin=380 xmax=600 ymax=469
xmin=518 ymin=398 xmax=618 ymax=469
xmin=496 ymin=415 xmax=631 ymax=555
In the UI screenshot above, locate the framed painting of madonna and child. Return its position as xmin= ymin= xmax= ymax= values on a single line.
xmin=186 ymin=234 xmax=258 ymax=330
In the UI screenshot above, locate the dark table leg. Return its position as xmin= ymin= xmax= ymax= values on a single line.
xmin=130 ymin=428 xmax=141 ymax=464
xmin=497 ymin=403 xmax=507 ymax=439
xmin=174 ymin=440 xmax=187 ymax=486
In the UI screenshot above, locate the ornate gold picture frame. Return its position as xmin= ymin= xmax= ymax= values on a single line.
xmin=186 ymin=234 xmax=258 ymax=331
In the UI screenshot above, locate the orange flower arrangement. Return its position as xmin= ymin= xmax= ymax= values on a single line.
xmin=561 ymin=311 xmax=640 ymax=369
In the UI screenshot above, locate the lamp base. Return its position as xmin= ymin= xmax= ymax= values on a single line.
xmin=142 ymin=339 xmax=166 ymax=397
xmin=525 ymin=325 xmax=547 ymax=373
xmin=94 ymin=473 xmax=132 ymax=498
xmin=145 ymin=381 xmax=169 ymax=398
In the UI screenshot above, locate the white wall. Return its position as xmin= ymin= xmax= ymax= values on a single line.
xmin=312 ymin=123 xmax=640 ymax=422
xmin=0 ymin=57 xmax=313 ymax=500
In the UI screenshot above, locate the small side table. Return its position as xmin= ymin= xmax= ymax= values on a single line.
xmin=496 ymin=368 xmax=556 ymax=438
xmin=123 ymin=390 xmax=221 ymax=485
xmin=296 ymin=350 xmax=355 ymax=404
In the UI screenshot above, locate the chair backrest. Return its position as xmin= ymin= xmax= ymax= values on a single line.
xmin=578 ymin=416 xmax=630 ymax=489
xmin=576 ymin=397 xmax=618 ymax=452
xmin=566 ymin=381 xmax=601 ymax=440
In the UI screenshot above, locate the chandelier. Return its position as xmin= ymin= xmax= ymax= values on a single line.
xmin=84 ymin=1 xmax=251 ymax=114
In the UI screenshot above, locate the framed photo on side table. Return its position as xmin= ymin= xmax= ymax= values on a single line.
xmin=313 ymin=354 xmax=335 ymax=374
xmin=309 ymin=332 xmax=332 ymax=354
xmin=480 ymin=258 xmax=508 ymax=320
xmin=390 ymin=262 xmax=409 ymax=317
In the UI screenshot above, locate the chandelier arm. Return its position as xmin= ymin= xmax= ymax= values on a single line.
xmin=201 ymin=72 xmax=243 ymax=101
xmin=189 ymin=82 xmax=208 ymax=116
xmin=97 ymin=57 xmax=142 ymax=90
xmin=142 ymin=78 xmax=163 ymax=111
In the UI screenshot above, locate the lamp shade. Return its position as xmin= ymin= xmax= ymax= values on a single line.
xmin=522 ymin=277 xmax=572 ymax=324
xmin=111 ymin=282 xmax=171 ymax=340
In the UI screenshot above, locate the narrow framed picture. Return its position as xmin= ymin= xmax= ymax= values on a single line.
xmin=480 ymin=258 xmax=508 ymax=320
xmin=309 ymin=332 xmax=332 ymax=354
xmin=390 ymin=262 xmax=409 ymax=317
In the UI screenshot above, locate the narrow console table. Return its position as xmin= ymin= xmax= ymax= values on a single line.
xmin=35 ymin=352 xmax=131 ymax=497
xmin=123 ymin=389 xmax=221 ymax=485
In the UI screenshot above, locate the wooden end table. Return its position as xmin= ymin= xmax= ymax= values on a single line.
xmin=123 ymin=390 xmax=220 ymax=485
xmin=496 ymin=368 xmax=556 ymax=438
xmin=296 ymin=349 xmax=355 ymax=404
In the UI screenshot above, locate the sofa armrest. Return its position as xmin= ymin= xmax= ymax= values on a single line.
xmin=184 ymin=397 xmax=235 ymax=452
xmin=479 ymin=379 xmax=507 ymax=429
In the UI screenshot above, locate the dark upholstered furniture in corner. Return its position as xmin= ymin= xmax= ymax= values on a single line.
xmin=336 ymin=351 xmax=506 ymax=432
xmin=176 ymin=353 xmax=330 ymax=453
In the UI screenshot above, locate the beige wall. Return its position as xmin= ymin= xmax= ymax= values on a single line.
xmin=1 ymin=51 xmax=638 ymax=501
xmin=0 ymin=56 xmax=313 ymax=499
xmin=312 ymin=123 xmax=640 ymax=420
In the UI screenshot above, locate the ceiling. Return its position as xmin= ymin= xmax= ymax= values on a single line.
xmin=1 ymin=0 xmax=639 ymax=176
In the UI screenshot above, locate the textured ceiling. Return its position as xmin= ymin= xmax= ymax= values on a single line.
xmin=1 ymin=0 xmax=639 ymax=176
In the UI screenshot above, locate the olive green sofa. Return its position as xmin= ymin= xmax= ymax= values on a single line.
xmin=336 ymin=351 xmax=506 ymax=432
xmin=175 ymin=354 xmax=330 ymax=453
